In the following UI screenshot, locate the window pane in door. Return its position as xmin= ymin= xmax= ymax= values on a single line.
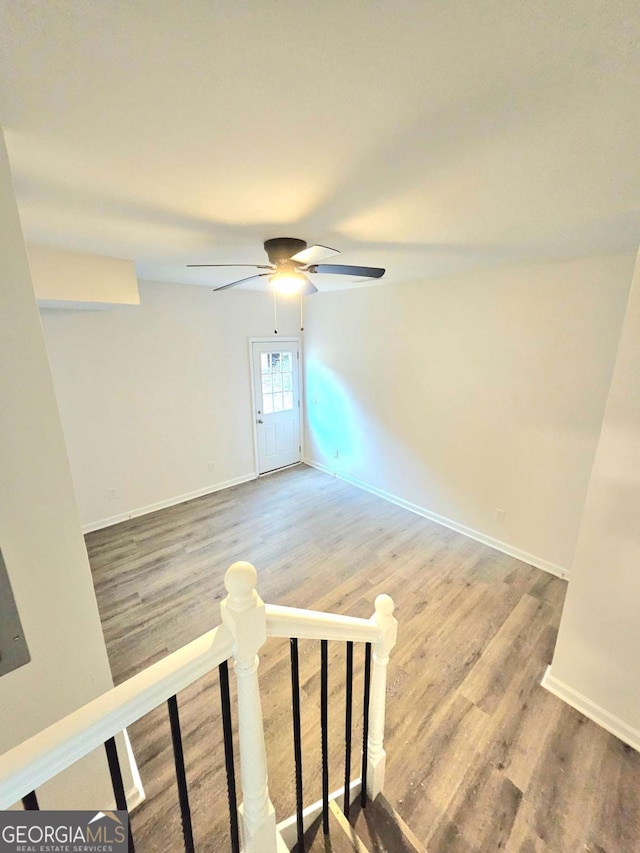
xmin=260 ymin=350 xmax=295 ymax=414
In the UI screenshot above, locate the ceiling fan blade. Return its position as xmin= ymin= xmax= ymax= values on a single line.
xmin=309 ymin=264 xmax=385 ymax=278
xmin=300 ymin=276 xmax=319 ymax=296
xmin=290 ymin=244 xmax=340 ymax=265
xmin=187 ymin=263 xmax=272 ymax=269
xmin=213 ymin=273 xmax=272 ymax=291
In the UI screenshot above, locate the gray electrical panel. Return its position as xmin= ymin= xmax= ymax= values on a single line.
xmin=0 ymin=548 xmax=30 ymax=677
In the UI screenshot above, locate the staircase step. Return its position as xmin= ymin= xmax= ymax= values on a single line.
xmin=293 ymin=801 xmax=369 ymax=852
xmin=348 ymin=794 xmax=427 ymax=853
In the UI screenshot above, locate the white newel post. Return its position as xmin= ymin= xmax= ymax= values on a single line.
xmin=220 ymin=562 xmax=279 ymax=853
xmin=366 ymin=593 xmax=398 ymax=800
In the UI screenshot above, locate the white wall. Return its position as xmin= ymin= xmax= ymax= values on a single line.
xmin=0 ymin=131 xmax=121 ymax=807
xmin=28 ymin=245 xmax=140 ymax=308
xmin=41 ymin=283 xmax=300 ymax=529
xmin=545 ymin=250 xmax=640 ymax=748
xmin=303 ymin=253 xmax=635 ymax=575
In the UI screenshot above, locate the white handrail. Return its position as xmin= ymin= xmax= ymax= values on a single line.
xmin=0 ymin=624 xmax=234 ymax=809
xmin=265 ymin=604 xmax=381 ymax=644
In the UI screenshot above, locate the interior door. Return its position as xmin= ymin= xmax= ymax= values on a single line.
xmin=252 ymin=340 xmax=301 ymax=474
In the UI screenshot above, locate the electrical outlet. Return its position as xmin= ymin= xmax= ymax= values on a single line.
xmin=107 ymin=487 xmax=117 ymax=501
xmin=310 ymin=395 xmax=318 ymax=404
xmin=495 ymin=508 xmax=505 ymax=523
xmin=208 ymin=461 xmax=216 ymax=472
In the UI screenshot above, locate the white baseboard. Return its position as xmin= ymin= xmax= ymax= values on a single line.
xmin=304 ymin=458 xmax=569 ymax=581
xmin=123 ymin=728 xmax=146 ymax=812
xmin=82 ymin=473 xmax=258 ymax=534
xmin=277 ymin=779 xmax=361 ymax=848
xmin=542 ymin=666 xmax=640 ymax=753
xmin=107 ymin=784 xmax=145 ymax=814
xmin=126 ymin=784 xmax=146 ymax=812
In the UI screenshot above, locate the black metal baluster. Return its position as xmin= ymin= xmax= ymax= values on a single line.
xmin=343 ymin=641 xmax=354 ymax=820
xmin=219 ymin=660 xmax=241 ymax=853
xmin=290 ymin=639 xmax=304 ymax=852
xmin=167 ymin=695 xmax=195 ymax=853
xmin=321 ymin=639 xmax=329 ymax=834
xmin=22 ymin=791 xmax=39 ymax=810
xmin=104 ymin=736 xmax=135 ymax=853
xmin=360 ymin=643 xmax=372 ymax=808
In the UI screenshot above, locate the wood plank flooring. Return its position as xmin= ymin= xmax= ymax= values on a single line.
xmin=86 ymin=464 xmax=640 ymax=853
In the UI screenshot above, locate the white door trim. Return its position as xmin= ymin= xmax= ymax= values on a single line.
xmin=248 ymin=337 xmax=303 ymax=476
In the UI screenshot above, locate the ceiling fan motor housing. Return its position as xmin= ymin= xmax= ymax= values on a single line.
xmin=264 ymin=237 xmax=307 ymax=266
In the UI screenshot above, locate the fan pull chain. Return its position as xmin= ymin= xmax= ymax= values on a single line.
xmin=300 ymin=293 xmax=304 ymax=332
xmin=273 ymin=289 xmax=278 ymax=335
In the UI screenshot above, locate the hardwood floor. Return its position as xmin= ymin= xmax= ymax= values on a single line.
xmin=86 ymin=464 xmax=640 ymax=852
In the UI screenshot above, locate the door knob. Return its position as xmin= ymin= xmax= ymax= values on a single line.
xmin=257 ymin=419 xmax=263 ymax=424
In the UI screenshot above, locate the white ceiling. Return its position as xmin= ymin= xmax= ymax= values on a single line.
xmin=1 ymin=1 xmax=639 ymax=292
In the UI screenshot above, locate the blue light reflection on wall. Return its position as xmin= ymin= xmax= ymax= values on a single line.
xmin=305 ymin=357 xmax=360 ymax=468
xmin=305 ymin=354 xmax=449 ymax=512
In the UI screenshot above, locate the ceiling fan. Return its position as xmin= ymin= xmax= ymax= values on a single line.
xmin=188 ymin=237 xmax=385 ymax=295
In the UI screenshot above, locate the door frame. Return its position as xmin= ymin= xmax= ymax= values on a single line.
xmin=248 ymin=336 xmax=304 ymax=476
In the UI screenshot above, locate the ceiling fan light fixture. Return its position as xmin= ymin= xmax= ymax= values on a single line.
xmin=195 ymin=237 xmax=385 ymax=292
xmin=270 ymin=271 xmax=305 ymax=295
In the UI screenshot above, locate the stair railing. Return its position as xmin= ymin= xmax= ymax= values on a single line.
xmin=263 ymin=562 xmax=397 ymax=851
xmin=0 ymin=622 xmax=239 ymax=852
xmin=220 ymin=561 xmax=279 ymax=852
xmin=0 ymin=561 xmax=397 ymax=853
xmin=365 ymin=593 xmax=397 ymax=801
